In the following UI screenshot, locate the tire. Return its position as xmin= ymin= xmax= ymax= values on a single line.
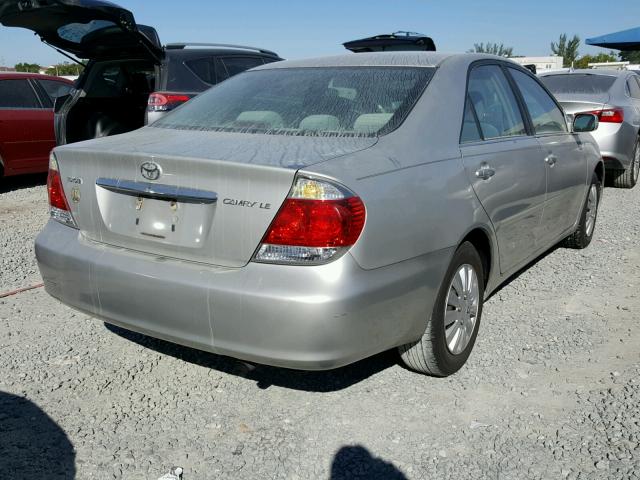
xmin=609 ymin=139 xmax=639 ymax=189
xmin=563 ymin=172 xmax=601 ymax=249
xmin=398 ymin=241 xmax=484 ymax=376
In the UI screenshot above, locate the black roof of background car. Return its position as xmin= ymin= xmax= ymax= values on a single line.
xmin=343 ymin=31 xmax=436 ymax=53
xmin=164 ymin=43 xmax=279 ymax=58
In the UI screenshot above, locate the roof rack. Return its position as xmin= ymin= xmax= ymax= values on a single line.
xmin=164 ymin=43 xmax=279 ymax=57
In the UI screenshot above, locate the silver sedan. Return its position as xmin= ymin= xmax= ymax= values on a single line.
xmin=539 ymin=70 xmax=640 ymax=188
xmin=36 ymin=53 xmax=603 ymax=376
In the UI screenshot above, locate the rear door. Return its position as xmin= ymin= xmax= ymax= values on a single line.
xmin=0 ymin=78 xmax=54 ymax=175
xmin=460 ymin=63 xmax=547 ymax=274
xmin=0 ymin=0 xmax=162 ymax=61
xmin=507 ymin=67 xmax=587 ymax=242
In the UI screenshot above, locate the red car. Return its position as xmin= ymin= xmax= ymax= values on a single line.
xmin=0 ymin=73 xmax=73 ymax=177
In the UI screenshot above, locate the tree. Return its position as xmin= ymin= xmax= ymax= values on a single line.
xmin=551 ymin=34 xmax=580 ymax=67
xmin=619 ymin=50 xmax=640 ymax=64
xmin=574 ymin=51 xmax=618 ymax=69
xmin=45 ymin=62 xmax=84 ymax=76
xmin=14 ymin=62 xmax=41 ymax=73
xmin=469 ymin=42 xmax=514 ymax=57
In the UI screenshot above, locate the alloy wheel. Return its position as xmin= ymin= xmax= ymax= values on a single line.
xmin=444 ymin=264 xmax=480 ymax=355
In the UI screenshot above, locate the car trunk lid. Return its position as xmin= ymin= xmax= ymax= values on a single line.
xmin=554 ymin=93 xmax=611 ymax=117
xmin=54 ymin=127 xmax=377 ymax=268
xmin=0 ymin=0 xmax=162 ymax=62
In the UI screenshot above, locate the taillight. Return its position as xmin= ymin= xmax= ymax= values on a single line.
xmin=582 ymin=107 xmax=624 ymax=124
xmin=47 ymin=153 xmax=77 ymax=228
xmin=147 ymin=92 xmax=192 ymax=112
xmin=254 ymin=176 xmax=366 ymax=265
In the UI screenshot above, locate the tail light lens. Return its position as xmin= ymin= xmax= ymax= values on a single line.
xmin=254 ymin=176 xmax=366 ymax=265
xmin=147 ymin=92 xmax=192 ymax=112
xmin=47 ymin=153 xmax=77 ymax=228
xmin=582 ymin=107 xmax=624 ymax=124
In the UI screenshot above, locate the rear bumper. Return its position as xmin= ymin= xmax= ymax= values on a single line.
xmin=35 ymin=220 xmax=452 ymax=370
xmin=591 ymin=122 xmax=637 ymax=169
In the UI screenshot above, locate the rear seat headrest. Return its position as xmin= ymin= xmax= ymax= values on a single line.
xmin=299 ymin=115 xmax=340 ymax=131
xmin=235 ymin=111 xmax=284 ymax=128
xmin=353 ymin=113 xmax=393 ymax=134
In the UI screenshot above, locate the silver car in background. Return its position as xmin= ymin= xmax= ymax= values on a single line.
xmin=539 ymin=70 xmax=640 ymax=188
xmin=36 ymin=53 xmax=603 ymax=377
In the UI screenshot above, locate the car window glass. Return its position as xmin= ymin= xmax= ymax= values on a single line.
xmin=153 ymin=67 xmax=434 ymax=137
xmin=627 ymin=77 xmax=640 ymax=99
xmin=38 ymin=80 xmax=73 ymax=101
xmin=57 ymin=20 xmax=117 ymax=44
xmin=0 ymin=79 xmax=40 ymax=108
xmin=460 ymin=95 xmax=482 ymax=143
xmin=540 ymin=74 xmax=616 ymax=94
xmin=220 ymin=57 xmax=265 ymax=78
xmin=467 ymin=65 xmax=526 ymax=139
xmin=183 ymin=57 xmax=229 ymax=86
xmin=86 ymin=61 xmax=154 ymax=97
xmin=509 ymin=69 xmax=567 ymax=134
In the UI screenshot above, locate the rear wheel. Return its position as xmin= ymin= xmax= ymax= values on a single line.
xmin=609 ymin=139 xmax=639 ymax=189
xmin=563 ymin=172 xmax=601 ymax=249
xmin=398 ymin=241 xmax=484 ymax=376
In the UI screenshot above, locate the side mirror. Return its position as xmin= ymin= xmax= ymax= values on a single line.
xmin=573 ymin=113 xmax=599 ymax=133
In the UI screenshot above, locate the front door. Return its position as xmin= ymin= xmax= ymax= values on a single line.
xmin=0 ymin=78 xmax=54 ymax=175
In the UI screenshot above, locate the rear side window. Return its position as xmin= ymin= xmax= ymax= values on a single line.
xmin=627 ymin=76 xmax=640 ymax=99
xmin=467 ymin=65 xmax=526 ymax=139
xmin=0 ymin=79 xmax=40 ymax=108
xmin=184 ymin=57 xmax=224 ymax=85
xmin=460 ymin=95 xmax=482 ymax=143
xmin=509 ymin=69 xmax=567 ymax=134
xmin=540 ymin=74 xmax=616 ymax=94
xmin=219 ymin=57 xmax=265 ymax=79
xmin=38 ymin=79 xmax=73 ymax=101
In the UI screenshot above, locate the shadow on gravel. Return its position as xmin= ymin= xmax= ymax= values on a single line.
xmin=330 ymin=445 xmax=408 ymax=479
xmin=0 ymin=173 xmax=47 ymax=194
xmin=105 ymin=323 xmax=397 ymax=392
xmin=0 ymin=391 xmax=75 ymax=479
xmin=486 ymin=244 xmax=560 ymax=302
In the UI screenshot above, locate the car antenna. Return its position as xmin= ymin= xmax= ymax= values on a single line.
xmin=39 ymin=37 xmax=86 ymax=67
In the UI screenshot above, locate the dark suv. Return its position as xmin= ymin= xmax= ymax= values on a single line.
xmin=0 ymin=1 xmax=281 ymax=145
xmin=146 ymin=43 xmax=281 ymax=124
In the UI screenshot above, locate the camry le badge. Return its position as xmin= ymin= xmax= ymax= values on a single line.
xmin=140 ymin=162 xmax=162 ymax=181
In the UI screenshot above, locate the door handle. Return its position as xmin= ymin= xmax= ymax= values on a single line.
xmin=545 ymin=155 xmax=557 ymax=167
xmin=475 ymin=164 xmax=495 ymax=180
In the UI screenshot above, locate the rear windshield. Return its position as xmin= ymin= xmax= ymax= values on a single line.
xmin=540 ymin=74 xmax=616 ymax=94
xmin=153 ymin=67 xmax=434 ymax=136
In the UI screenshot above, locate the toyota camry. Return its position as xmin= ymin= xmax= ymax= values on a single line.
xmin=36 ymin=52 xmax=603 ymax=376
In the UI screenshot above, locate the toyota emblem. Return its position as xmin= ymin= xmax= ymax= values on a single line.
xmin=140 ymin=162 xmax=162 ymax=181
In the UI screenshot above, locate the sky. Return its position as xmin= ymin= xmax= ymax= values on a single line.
xmin=0 ymin=0 xmax=639 ymax=67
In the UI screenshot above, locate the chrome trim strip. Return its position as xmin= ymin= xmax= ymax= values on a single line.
xmin=96 ymin=178 xmax=218 ymax=204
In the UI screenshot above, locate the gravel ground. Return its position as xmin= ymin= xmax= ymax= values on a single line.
xmin=0 ymin=174 xmax=639 ymax=480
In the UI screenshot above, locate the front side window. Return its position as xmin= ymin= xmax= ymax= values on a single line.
xmin=153 ymin=67 xmax=434 ymax=136
xmin=0 ymin=79 xmax=40 ymax=108
xmin=509 ymin=69 xmax=567 ymax=134
xmin=467 ymin=65 xmax=526 ymax=140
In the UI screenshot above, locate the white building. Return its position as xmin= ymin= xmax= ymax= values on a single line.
xmin=509 ymin=56 xmax=564 ymax=73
